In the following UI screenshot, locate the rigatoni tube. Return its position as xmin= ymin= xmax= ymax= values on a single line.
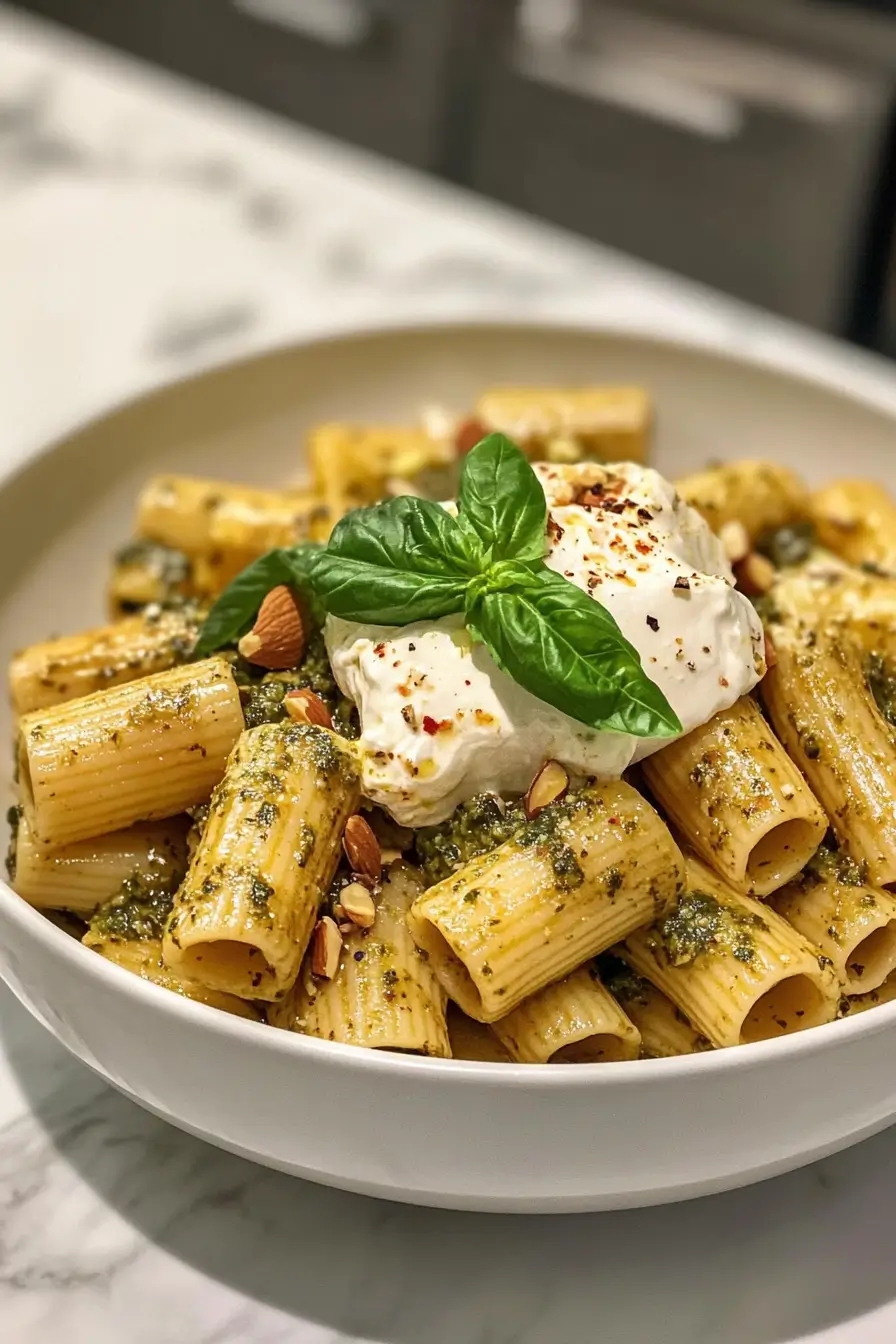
xmin=446 ymin=1006 xmax=513 ymax=1062
xmin=10 ymin=606 xmax=202 ymax=715
xmin=270 ymin=863 xmax=450 ymax=1055
xmin=597 ymin=954 xmax=711 ymax=1058
xmin=674 ymin=459 xmax=808 ymax=541
xmin=18 ymin=658 xmax=244 ymax=851
xmin=623 ymin=857 xmax=840 ymax=1048
xmin=407 ymin=782 xmax=685 ymax=1022
xmin=760 ymin=625 xmax=896 ymax=887
xmin=491 ymin=965 xmax=640 ymax=1064
xmin=137 ymin=475 xmax=328 ymax=557
xmin=164 ymin=722 xmax=360 ymax=1001
xmin=86 ymin=937 xmax=261 ymax=1020
xmin=474 ymin=386 xmax=651 ymax=463
xmin=9 ymin=810 xmax=188 ymax=916
xmin=642 ymin=696 xmax=826 ymax=896
xmin=771 ymin=856 xmax=896 ymax=995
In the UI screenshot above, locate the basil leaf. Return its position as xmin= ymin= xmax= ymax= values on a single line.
xmin=192 ymin=545 xmax=321 ymax=657
xmin=313 ymin=496 xmax=473 ymax=624
xmin=457 ymin=433 xmax=547 ymax=564
xmin=471 ymin=568 xmax=682 ymax=738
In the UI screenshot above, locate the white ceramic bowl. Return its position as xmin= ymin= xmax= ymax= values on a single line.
xmin=3 ymin=322 xmax=896 ymax=1214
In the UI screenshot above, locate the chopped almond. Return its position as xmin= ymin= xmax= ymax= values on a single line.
xmin=525 ymin=759 xmax=570 ymax=819
xmin=283 ymin=688 xmax=333 ymax=729
xmin=311 ymin=916 xmax=342 ymax=979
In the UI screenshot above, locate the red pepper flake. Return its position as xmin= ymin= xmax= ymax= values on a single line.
xmin=464 ymin=679 xmax=471 ymax=686
xmin=408 ymin=642 xmax=416 ymax=652
xmin=608 ymin=816 xmax=620 ymax=826
xmin=719 ymin=676 xmax=730 ymax=688
xmin=373 ymin=642 xmax=387 ymax=657
xmin=646 ymin=615 xmax=659 ymax=632
xmin=422 ymin=715 xmax=453 ymax=736
xmin=547 ymin=514 xmax=565 ymax=543
xmin=635 ymin=540 xmax=652 ymax=555
xmin=674 ymin=576 xmax=691 ymax=591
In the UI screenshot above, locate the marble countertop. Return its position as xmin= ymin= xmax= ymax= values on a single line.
xmin=2 ymin=7 xmax=896 ymax=1342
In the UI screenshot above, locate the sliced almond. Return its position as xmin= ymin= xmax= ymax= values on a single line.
xmin=311 ymin=915 xmax=342 ymax=979
xmin=734 ymin=552 xmax=776 ymax=597
xmin=719 ymin=519 xmax=750 ymax=565
xmin=525 ymin=759 xmax=570 ymax=819
xmin=340 ymin=880 xmax=377 ymax=929
xmin=343 ymin=814 xmax=382 ymax=883
xmin=283 ymin=688 xmax=333 ymax=729
xmin=238 ymin=585 xmax=306 ymax=670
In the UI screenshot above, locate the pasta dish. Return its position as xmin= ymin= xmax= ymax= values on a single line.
xmin=8 ymin=384 xmax=896 ymax=1065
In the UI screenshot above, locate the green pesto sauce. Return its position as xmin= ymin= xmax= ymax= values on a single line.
xmin=127 ymin=683 xmax=197 ymax=728
xmin=801 ymin=838 xmax=868 ymax=889
xmin=295 ymin=821 xmax=315 ymax=868
xmin=112 ymin=539 xmax=193 ymax=613
xmin=658 ymin=889 xmax=768 ymax=968
xmin=5 ymin=803 xmax=21 ymax=883
xmin=231 ymin=632 xmax=359 ymax=734
xmin=550 ymin=843 xmax=584 ymax=891
xmin=89 ymin=872 xmax=179 ymax=943
xmin=282 ymin=721 xmax=358 ymax=782
xmin=249 ymin=875 xmax=274 ymax=910
xmin=594 ymin=953 xmax=650 ymax=1006
xmin=414 ymin=793 xmax=528 ymax=885
xmin=755 ymin=521 xmax=816 ymax=569
xmin=866 ymin=652 xmax=896 ymax=731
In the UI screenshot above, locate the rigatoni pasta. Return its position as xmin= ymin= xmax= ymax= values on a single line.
xmin=163 ymin=721 xmax=360 ymax=1001
xmin=9 ymin=809 xmax=188 ymax=916
xmin=446 ymin=1006 xmax=513 ymax=1062
xmin=474 ymin=386 xmax=651 ymax=463
xmin=270 ymin=863 xmax=450 ymax=1055
xmin=675 ymin=459 xmax=808 ymax=540
xmin=407 ymin=782 xmax=685 ymax=1022
xmin=491 ymin=965 xmax=641 ymax=1063
xmin=771 ymin=853 xmax=896 ymax=995
xmin=761 ymin=623 xmax=896 ymax=888
xmin=10 ymin=607 xmax=202 ymax=715
xmin=597 ymin=954 xmax=711 ymax=1058
xmin=811 ymin=479 xmax=896 ymax=573
xmin=11 ymin=381 xmax=896 ymax=1073
xmin=641 ymin=696 xmax=826 ymax=896
xmin=623 ymin=857 xmax=840 ymax=1048
xmin=17 ymin=658 xmax=244 ymax=850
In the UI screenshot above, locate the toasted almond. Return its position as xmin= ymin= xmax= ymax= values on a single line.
xmin=343 ymin=814 xmax=382 ymax=882
xmin=455 ymin=416 xmax=488 ymax=456
xmin=719 ymin=519 xmax=750 ymax=565
xmin=734 ymin=552 xmax=776 ymax=597
xmin=525 ymin=759 xmax=570 ymax=819
xmin=340 ymin=880 xmax=377 ymax=929
xmin=311 ymin=916 xmax=342 ymax=979
xmin=764 ymin=630 xmax=777 ymax=670
xmin=283 ymin=688 xmax=333 ymax=729
xmin=238 ymin=584 xmax=306 ymax=670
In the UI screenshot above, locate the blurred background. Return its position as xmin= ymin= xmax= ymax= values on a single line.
xmin=9 ymin=0 xmax=896 ymax=357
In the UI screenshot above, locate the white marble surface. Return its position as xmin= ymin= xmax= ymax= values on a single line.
xmin=2 ymin=7 xmax=896 ymax=1342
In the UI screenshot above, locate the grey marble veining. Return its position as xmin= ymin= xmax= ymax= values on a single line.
xmin=2 ymin=6 xmax=896 ymax=1342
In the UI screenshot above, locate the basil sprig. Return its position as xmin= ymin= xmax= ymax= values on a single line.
xmin=193 ymin=434 xmax=681 ymax=738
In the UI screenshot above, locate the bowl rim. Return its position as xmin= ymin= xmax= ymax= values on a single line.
xmin=4 ymin=316 xmax=896 ymax=1087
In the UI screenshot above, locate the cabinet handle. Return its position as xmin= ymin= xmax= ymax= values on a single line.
xmin=233 ymin=0 xmax=377 ymax=48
